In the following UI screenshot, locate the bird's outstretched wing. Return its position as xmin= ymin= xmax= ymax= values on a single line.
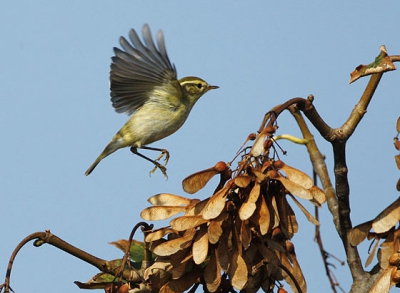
xmin=110 ymin=24 xmax=182 ymax=115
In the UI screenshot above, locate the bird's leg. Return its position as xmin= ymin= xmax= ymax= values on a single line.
xmin=139 ymin=146 xmax=170 ymax=166
xmin=130 ymin=147 xmax=169 ymax=178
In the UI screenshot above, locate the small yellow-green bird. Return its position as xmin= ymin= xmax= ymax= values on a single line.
xmin=85 ymin=24 xmax=218 ymax=177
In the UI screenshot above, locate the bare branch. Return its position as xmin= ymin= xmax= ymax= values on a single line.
xmin=289 ymin=105 xmax=339 ymax=229
xmin=0 ymin=230 xmax=141 ymax=293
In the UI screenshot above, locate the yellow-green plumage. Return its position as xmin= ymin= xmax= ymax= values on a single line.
xmin=85 ymin=25 xmax=218 ymax=176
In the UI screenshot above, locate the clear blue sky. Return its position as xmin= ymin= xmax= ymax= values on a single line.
xmin=1 ymin=2 xmax=399 ymax=292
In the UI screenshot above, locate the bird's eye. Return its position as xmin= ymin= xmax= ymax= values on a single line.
xmin=197 ymin=83 xmax=203 ymax=89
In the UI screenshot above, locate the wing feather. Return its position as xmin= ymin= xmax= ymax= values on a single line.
xmin=110 ymin=24 xmax=181 ymax=115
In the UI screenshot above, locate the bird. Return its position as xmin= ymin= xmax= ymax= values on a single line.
xmin=85 ymin=24 xmax=218 ymax=177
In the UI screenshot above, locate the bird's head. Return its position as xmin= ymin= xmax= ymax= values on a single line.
xmin=179 ymin=76 xmax=219 ymax=104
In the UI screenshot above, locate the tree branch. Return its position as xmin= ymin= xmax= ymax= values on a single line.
xmin=289 ymin=104 xmax=339 ymax=230
xmin=0 ymin=230 xmax=140 ymax=293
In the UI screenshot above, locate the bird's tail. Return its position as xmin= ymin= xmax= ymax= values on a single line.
xmin=84 ymin=155 xmax=104 ymax=176
xmin=84 ymin=136 xmax=125 ymax=176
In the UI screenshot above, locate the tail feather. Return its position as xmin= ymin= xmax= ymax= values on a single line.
xmin=84 ymin=137 xmax=125 ymax=176
xmin=84 ymin=157 xmax=102 ymax=176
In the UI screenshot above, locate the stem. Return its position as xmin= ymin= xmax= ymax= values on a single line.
xmin=0 ymin=230 xmax=140 ymax=293
xmin=118 ymin=222 xmax=152 ymax=283
xmin=289 ymin=105 xmax=339 ymax=230
xmin=314 ymin=205 xmax=339 ymax=293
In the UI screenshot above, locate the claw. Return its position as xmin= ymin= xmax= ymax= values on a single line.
xmin=154 ymin=150 xmax=170 ymax=166
xmin=149 ymin=162 xmax=168 ymax=179
xmin=131 ymin=146 xmax=169 ymax=178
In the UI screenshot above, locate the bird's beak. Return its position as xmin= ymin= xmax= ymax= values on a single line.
xmin=207 ymin=85 xmax=219 ymax=91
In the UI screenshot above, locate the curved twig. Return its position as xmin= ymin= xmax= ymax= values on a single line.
xmin=0 ymin=230 xmax=143 ymax=293
xmin=117 ymin=222 xmax=152 ymax=284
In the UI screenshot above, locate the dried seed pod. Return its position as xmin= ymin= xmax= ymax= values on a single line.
xmin=273 ymin=160 xmax=285 ymax=169
xmin=389 ymin=253 xmax=400 ymax=267
xmin=277 ymin=287 xmax=288 ymax=293
xmin=391 ymin=267 xmax=400 ymax=284
xmin=264 ymin=138 xmax=273 ymax=149
xmin=214 ymin=161 xmax=228 ymax=172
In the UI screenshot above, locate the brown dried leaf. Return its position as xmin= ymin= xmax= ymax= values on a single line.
xmin=242 ymin=243 xmax=261 ymax=267
xmin=171 ymin=262 xmax=194 ymax=282
xmin=365 ymin=239 xmax=380 ymax=267
xmin=372 ymin=197 xmax=400 ymax=233
xmin=391 ymin=266 xmax=400 ymax=286
xmin=249 ymin=182 xmax=261 ymax=203
xmin=395 ymin=138 xmax=400 ymax=152
xmin=241 ymin=220 xmax=252 ymax=249
xmin=149 ymin=238 xmax=167 ymax=253
xmin=208 ymin=212 xmax=228 ymax=244
xmin=276 ymin=194 xmax=298 ymax=238
xmin=349 ymin=46 xmax=396 ymax=84
xmin=159 ymin=282 xmax=174 ymax=293
xmin=182 ymin=162 xmax=227 ymax=194
xmin=276 ymin=175 xmax=313 ymax=200
xmin=288 ymin=194 xmax=320 ymax=226
xmin=253 ymin=169 xmax=268 ymax=182
xmin=369 ymin=267 xmax=393 ymax=293
xmin=108 ymin=240 xmax=147 ymax=263
xmin=381 ymin=233 xmax=396 ymax=250
xmin=239 ymin=182 xmax=261 ymax=220
xmin=234 ymin=175 xmax=252 ymax=188
xmin=289 ymin=252 xmax=307 ymax=292
xmin=153 ymin=231 xmax=195 ymax=256
xmin=265 ymin=238 xmax=286 ymax=253
xmin=270 ymin=195 xmax=281 ymax=231
xmin=217 ymin=226 xmax=232 ymax=271
xmin=192 ymin=225 xmax=209 ymax=265
xmin=170 ymin=247 xmax=191 ymax=268
xmin=185 ymin=198 xmax=209 ymax=216
xmin=261 ymin=279 xmax=274 ymax=292
xmin=280 ymin=248 xmax=307 ymax=293
xmin=143 ymin=257 xmax=171 ymax=286
xmin=141 ymin=206 xmax=186 ymax=221
xmin=170 ymin=215 xmax=208 ymax=231
xmin=348 ymin=221 xmax=373 ymax=246
xmin=378 ymin=231 xmax=396 ymax=269
xmin=145 ymin=227 xmax=176 ymax=242
xmin=388 ymin=252 xmax=400 ymax=267
xmin=257 ymin=195 xmax=271 ymax=235
xmin=170 ymin=248 xmax=192 ymax=279
xmin=250 ymin=131 xmax=269 ymax=157
xmin=170 ymin=263 xmax=188 ymax=280
xmin=396 ymin=117 xmax=400 ymax=133
xmin=280 ymin=164 xmax=313 ymax=189
xmin=203 ymin=182 xmax=232 ymax=220
xmin=227 ymin=250 xmax=248 ymax=290
xmin=254 ymin=238 xmax=280 ymax=267
xmin=204 ymin=248 xmax=221 ymax=292
xmin=169 ymin=270 xmax=200 ymax=292
xmin=148 ymin=193 xmax=192 ymax=206
xmin=109 ymin=239 xmax=132 ymax=252
xmin=395 ymin=154 xmax=400 ymax=169
xmin=237 ymin=133 xmax=257 ymax=153
xmin=309 ymin=186 xmax=326 ymax=205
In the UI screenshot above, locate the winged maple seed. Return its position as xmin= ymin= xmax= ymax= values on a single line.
xmin=347 ymin=197 xmax=400 ymax=291
xmin=138 ymin=133 xmax=328 ymax=292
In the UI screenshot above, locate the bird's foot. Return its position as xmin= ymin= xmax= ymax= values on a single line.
xmin=131 ymin=146 xmax=169 ymax=178
xmin=154 ymin=149 xmax=170 ymax=166
xmin=149 ymin=162 xmax=168 ymax=179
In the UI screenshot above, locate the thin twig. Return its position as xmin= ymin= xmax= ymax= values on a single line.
xmin=117 ymin=222 xmax=152 ymax=285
